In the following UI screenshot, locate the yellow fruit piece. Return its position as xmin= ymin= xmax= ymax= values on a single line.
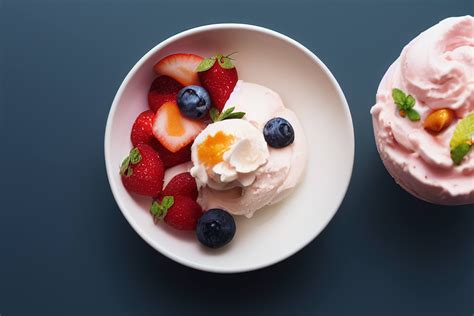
xmin=198 ymin=131 xmax=235 ymax=167
xmin=424 ymin=109 xmax=455 ymax=133
xmin=450 ymin=112 xmax=474 ymax=150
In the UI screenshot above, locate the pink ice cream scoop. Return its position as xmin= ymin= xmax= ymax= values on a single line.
xmin=370 ymin=16 xmax=474 ymax=205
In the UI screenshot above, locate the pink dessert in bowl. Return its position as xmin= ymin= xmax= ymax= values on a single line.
xmin=104 ymin=24 xmax=354 ymax=272
xmin=371 ymin=16 xmax=474 ymax=205
xmin=116 ymin=51 xmax=307 ymax=249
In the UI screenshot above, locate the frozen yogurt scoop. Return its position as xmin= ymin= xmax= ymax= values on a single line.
xmin=190 ymin=80 xmax=307 ymax=217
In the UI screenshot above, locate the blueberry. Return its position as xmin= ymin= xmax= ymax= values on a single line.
xmin=196 ymin=209 xmax=236 ymax=249
xmin=263 ymin=117 xmax=295 ymax=148
xmin=176 ymin=85 xmax=211 ymax=119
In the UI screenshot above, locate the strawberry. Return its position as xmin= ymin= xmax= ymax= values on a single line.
xmin=152 ymin=101 xmax=205 ymax=153
xmin=163 ymin=172 xmax=198 ymax=201
xmin=197 ymin=54 xmax=238 ymax=111
xmin=130 ymin=110 xmax=191 ymax=168
xmin=148 ymin=75 xmax=183 ymax=112
xmin=150 ymin=196 xmax=202 ymax=231
xmin=131 ymin=110 xmax=156 ymax=146
xmin=154 ymin=141 xmax=192 ymax=169
xmin=120 ymin=144 xmax=164 ymax=196
xmin=153 ymin=53 xmax=203 ymax=87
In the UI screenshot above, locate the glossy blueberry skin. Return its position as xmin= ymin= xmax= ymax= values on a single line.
xmin=176 ymin=85 xmax=212 ymax=119
xmin=263 ymin=117 xmax=295 ymax=148
xmin=196 ymin=209 xmax=236 ymax=249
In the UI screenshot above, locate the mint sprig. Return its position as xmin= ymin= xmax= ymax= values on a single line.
xmin=150 ymin=196 xmax=174 ymax=223
xmin=392 ymin=88 xmax=420 ymax=122
xmin=120 ymin=147 xmax=142 ymax=177
xmin=406 ymin=108 xmax=420 ymax=121
xmin=210 ymin=106 xmax=245 ymax=122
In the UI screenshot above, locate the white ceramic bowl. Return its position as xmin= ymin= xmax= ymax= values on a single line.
xmin=105 ymin=24 xmax=354 ymax=273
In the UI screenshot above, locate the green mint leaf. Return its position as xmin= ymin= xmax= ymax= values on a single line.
xmin=219 ymin=107 xmax=234 ymax=120
xmin=217 ymin=54 xmax=235 ymax=69
xmin=126 ymin=167 xmax=133 ymax=177
xmin=129 ymin=147 xmax=142 ymax=164
xmin=406 ymin=95 xmax=416 ymax=108
xmin=406 ymin=108 xmax=421 ymax=121
xmin=209 ymin=108 xmax=219 ymax=122
xmin=451 ymin=143 xmax=472 ymax=165
xmin=392 ymin=88 xmax=419 ymax=120
xmin=120 ymin=156 xmax=130 ymax=175
xmin=223 ymin=107 xmax=235 ymax=116
xmin=220 ymin=107 xmax=245 ymax=121
xmin=399 ymin=103 xmax=410 ymax=111
xmin=196 ymin=57 xmax=216 ymax=72
xmin=224 ymin=112 xmax=246 ymax=120
xmin=392 ymin=88 xmax=407 ymax=108
xmin=211 ymin=106 xmax=246 ymax=122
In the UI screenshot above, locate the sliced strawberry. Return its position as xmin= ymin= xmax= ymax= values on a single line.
xmin=197 ymin=54 xmax=238 ymax=111
xmin=152 ymin=101 xmax=205 ymax=153
xmin=153 ymin=53 xmax=203 ymax=87
xmin=129 ymin=110 xmax=191 ymax=168
xmin=148 ymin=76 xmax=183 ymax=112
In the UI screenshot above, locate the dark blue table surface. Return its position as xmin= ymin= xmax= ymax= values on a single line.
xmin=1 ymin=0 xmax=473 ymax=315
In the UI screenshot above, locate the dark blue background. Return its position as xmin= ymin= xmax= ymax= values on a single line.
xmin=1 ymin=0 xmax=472 ymax=315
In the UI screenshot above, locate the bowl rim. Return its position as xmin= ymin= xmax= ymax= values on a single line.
xmin=104 ymin=23 xmax=354 ymax=273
